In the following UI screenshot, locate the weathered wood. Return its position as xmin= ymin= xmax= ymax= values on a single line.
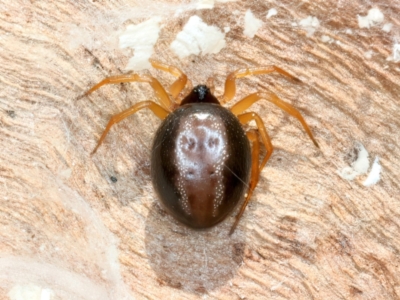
xmin=0 ymin=1 xmax=399 ymax=299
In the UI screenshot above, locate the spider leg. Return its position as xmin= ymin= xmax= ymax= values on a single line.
xmin=149 ymin=60 xmax=188 ymax=102
xmin=91 ymin=100 xmax=169 ymax=155
xmin=84 ymin=74 xmax=173 ymax=111
xmin=230 ymin=91 xmax=319 ymax=148
xmin=220 ymin=66 xmax=300 ymax=105
xmin=238 ymin=112 xmax=273 ymax=181
xmin=229 ymin=114 xmax=273 ymax=235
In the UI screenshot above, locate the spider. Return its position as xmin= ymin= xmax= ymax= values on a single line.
xmin=85 ymin=60 xmax=318 ymax=235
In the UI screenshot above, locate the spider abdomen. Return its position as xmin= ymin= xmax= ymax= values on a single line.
xmin=151 ymin=103 xmax=251 ymax=228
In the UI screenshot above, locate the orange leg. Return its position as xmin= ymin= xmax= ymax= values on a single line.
xmin=229 ymin=129 xmax=261 ymax=235
xmin=91 ymin=101 xmax=169 ymax=155
xmin=229 ymin=113 xmax=274 ymax=235
xmin=149 ymin=60 xmax=188 ymax=101
xmin=238 ymin=112 xmax=274 ymax=171
xmin=230 ymin=91 xmax=319 ymax=148
xmin=220 ymin=66 xmax=301 ymax=104
xmin=84 ymin=74 xmax=173 ymax=111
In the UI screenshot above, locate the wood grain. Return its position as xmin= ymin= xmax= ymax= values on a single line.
xmin=0 ymin=1 xmax=399 ymax=299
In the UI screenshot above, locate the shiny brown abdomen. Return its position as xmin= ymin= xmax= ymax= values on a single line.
xmin=151 ymin=103 xmax=251 ymax=228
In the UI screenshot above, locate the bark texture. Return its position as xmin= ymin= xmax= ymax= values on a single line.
xmin=0 ymin=1 xmax=399 ymax=299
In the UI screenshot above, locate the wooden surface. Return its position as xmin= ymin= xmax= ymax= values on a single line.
xmin=1 ymin=1 xmax=399 ymax=299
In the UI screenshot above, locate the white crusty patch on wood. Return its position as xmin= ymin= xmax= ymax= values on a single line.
xmin=363 ymin=157 xmax=382 ymax=187
xmin=382 ymin=23 xmax=393 ymax=32
xmin=244 ymin=10 xmax=263 ymax=38
xmin=64 ymin=3 xmax=196 ymax=53
xmin=299 ymin=16 xmax=320 ymax=36
xmin=170 ymin=16 xmax=226 ymax=58
xmin=119 ymin=17 xmax=162 ymax=71
xmin=266 ymin=8 xmax=278 ymax=19
xmin=357 ymin=8 xmax=384 ymax=29
xmin=337 ymin=143 xmax=370 ymax=181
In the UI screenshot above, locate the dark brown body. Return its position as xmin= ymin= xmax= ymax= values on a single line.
xmin=151 ymin=86 xmax=251 ymax=228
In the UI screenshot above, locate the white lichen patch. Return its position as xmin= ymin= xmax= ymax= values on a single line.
xmin=170 ymin=16 xmax=226 ymax=58
xmin=266 ymin=8 xmax=278 ymax=19
xmin=119 ymin=17 xmax=161 ymax=71
xmin=337 ymin=143 xmax=369 ymax=181
xmin=299 ymin=16 xmax=320 ymax=36
xmin=363 ymin=157 xmax=382 ymax=187
xmin=357 ymin=8 xmax=384 ymax=29
xmin=244 ymin=10 xmax=263 ymax=38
